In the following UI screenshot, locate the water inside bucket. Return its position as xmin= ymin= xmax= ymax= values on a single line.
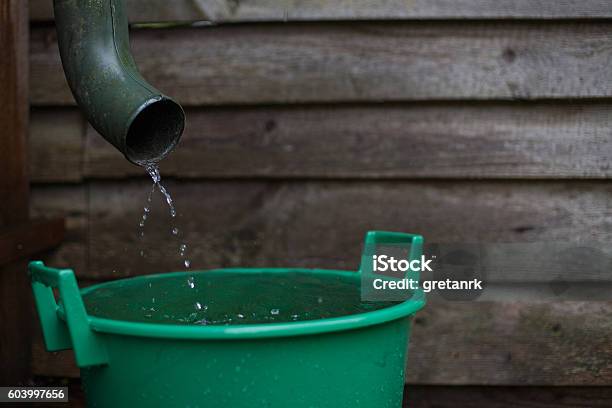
xmin=83 ymin=271 xmax=399 ymax=325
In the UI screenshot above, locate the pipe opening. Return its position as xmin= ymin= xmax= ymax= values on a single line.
xmin=126 ymin=99 xmax=185 ymax=165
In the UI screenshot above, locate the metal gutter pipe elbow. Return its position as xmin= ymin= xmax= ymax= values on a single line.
xmin=54 ymin=0 xmax=185 ymax=165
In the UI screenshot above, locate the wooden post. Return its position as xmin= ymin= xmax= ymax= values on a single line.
xmin=0 ymin=0 xmax=30 ymax=385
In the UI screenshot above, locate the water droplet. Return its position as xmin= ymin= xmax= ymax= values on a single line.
xmin=236 ymin=313 xmax=244 ymax=319
xmin=195 ymin=302 xmax=202 ymax=310
xmin=140 ymin=250 xmax=146 ymax=257
xmin=184 ymin=259 xmax=191 ymax=268
xmin=187 ymin=276 xmax=195 ymax=289
xmin=172 ymin=227 xmax=179 ymax=235
xmin=317 ymin=296 xmax=323 ymax=304
xmin=144 ymin=206 xmax=150 ymax=213
xmin=270 ymin=308 xmax=280 ymax=315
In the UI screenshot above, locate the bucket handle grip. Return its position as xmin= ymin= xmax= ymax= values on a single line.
xmin=29 ymin=261 xmax=108 ymax=368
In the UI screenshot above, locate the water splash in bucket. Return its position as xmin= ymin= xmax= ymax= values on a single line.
xmin=84 ymin=271 xmax=401 ymax=325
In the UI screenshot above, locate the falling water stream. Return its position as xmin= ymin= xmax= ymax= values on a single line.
xmin=138 ymin=162 xmax=191 ymax=270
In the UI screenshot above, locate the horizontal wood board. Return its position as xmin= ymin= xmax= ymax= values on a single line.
xmin=29 ymin=180 xmax=612 ymax=280
xmin=29 ymin=104 xmax=612 ymax=182
xmin=29 ymin=0 xmax=612 ymax=22
xmin=30 ymin=22 xmax=612 ymax=106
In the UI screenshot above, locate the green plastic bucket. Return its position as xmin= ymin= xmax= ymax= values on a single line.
xmin=30 ymin=231 xmax=425 ymax=408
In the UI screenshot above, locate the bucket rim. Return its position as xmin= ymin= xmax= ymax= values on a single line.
xmin=70 ymin=268 xmax=425 ymax=340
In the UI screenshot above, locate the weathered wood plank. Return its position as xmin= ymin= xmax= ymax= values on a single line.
xmin=29 ymin=108 xmax=84 ymax=183
xmin=86 ymin=104 xmax=612 ymax=179
xmin=29 ymin=180 xmax=611 ymax=279
xmin=404 ymin=385 xmax=612 ymax=407
xmin=29 ymin=185 xmax=88 ymax=273
xmin=408 ymin=301 xmax=612 ymax=385
xmin=29 ymin=0 xmax=612 ymax=22
xmin=32 ymin=333 xmax=77 ymax=378
xmin=30 ymin=22 xmax=612 ymax=105
xmin=31 ymin=301 xmax=612 ymax=385
xmin=30 ymin=103 xmax=612 ymax=182
xmin=0 ymin=218 xmax=64 ymax=266
xmin=1 ymin=260 xmax=32 ymax=383
xmin=0 ymin=0 xmax=30 ymax=386
xmin=1 ymin=0 xmax=28 ymax=224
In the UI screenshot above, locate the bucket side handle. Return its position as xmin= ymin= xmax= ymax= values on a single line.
xmin=29 ymin=261 xmax=108 ymax=368
xmin=359 ymin=231 xmax=424 ymax=280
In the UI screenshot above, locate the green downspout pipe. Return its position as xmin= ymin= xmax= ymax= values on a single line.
xmin=53 ymin=0 xmax=185 ymax=165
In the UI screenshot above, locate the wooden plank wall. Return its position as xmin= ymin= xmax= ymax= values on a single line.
xmin=28 ymin=0 xmax=612 ymax=21
xmin=1 ymin=0 xmax=30 ymax=386
xmin=28 ymin=0 xmax=612 ymax=393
